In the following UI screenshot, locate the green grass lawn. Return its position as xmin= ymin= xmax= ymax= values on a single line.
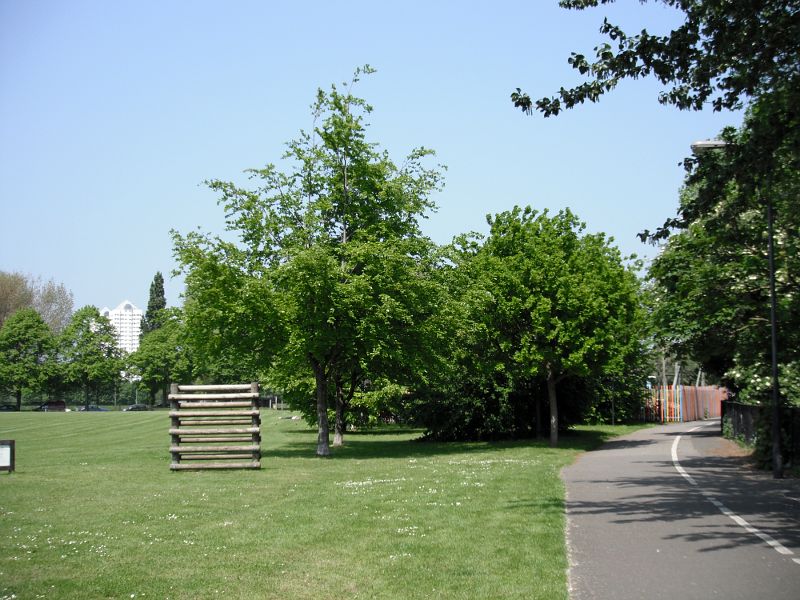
xmin=0 ymin=411 xmax=644 ymax=599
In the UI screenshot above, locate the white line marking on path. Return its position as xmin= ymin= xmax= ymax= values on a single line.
xmin=671 ymin=423 xmax=797 ymax=562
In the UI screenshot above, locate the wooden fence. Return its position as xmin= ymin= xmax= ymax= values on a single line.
xmin=169 ymin=383 xmax=261 ymax=470
xmin=645 ymin=385 xmax=727 ymax=423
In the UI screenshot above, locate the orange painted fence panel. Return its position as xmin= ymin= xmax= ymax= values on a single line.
xmin=645 ymin=386 xmax=728 ymax=423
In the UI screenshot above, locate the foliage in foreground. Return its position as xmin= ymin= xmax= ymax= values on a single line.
xmin=0 ymin=412 xmax=644 ymax=599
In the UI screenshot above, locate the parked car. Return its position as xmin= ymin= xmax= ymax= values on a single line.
xmin=123 ymin=404 xmax=151 ymax=411
xmin=78 ymin=405 xmax=109 ymax=412
xmin=34 ymin=400 xmax=67 ymax=412
xmin=0 ymin=404 xmax=18 ymax=412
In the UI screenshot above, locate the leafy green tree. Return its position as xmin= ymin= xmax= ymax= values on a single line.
xmin=141 ymin=272 xmax=167 ymax=335
xmin=479 ymin=207 xmax=644 ymax=446
xmin=265 ymin=238 xmax=448 ymax=445
xmin=176 ymin=245 xmax=278 ymax=386
xmin=412 ymin=210 xmax=645 ymax=443
xmin=0 ymin=308 xmax=55 ymax=410
xmin=174 ymin=67 xmax=444 ymax=455
xmin=130 ymin=308 xmax=192 ymax=406
xmin=410 ymin=234 xmax=523 ymax=441
xmin=60 ymin=306 xmax=123 ymax=407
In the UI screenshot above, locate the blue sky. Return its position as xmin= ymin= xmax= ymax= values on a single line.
xmin=0 ymin=1 xmax=740 ymax=310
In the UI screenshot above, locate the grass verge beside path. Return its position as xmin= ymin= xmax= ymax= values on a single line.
xmin=0 ymin=412 xmax=644 ymax=599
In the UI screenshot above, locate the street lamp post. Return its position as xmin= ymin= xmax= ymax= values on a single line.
xmin=690 ymin=140 xmax=783 ymax=479
xmin=766 ymin=193 xmax=783 ymax=479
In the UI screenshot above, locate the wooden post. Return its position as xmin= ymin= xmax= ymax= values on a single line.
xmin=169 ymin=383 xmax=180 ymax=467
xmin=251 ymin=382 xmax=261 ymax=462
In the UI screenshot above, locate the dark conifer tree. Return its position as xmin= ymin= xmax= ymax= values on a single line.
xmin=141 ymin=272 xmax=166 ymax=335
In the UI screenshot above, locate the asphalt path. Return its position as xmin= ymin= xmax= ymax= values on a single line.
xmin=563 ymin=420 xmax=800 ymax=599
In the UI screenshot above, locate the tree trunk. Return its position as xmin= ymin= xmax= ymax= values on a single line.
xmin=334 ymin=372 xmax=359 ymax=446
xmin=672 ymin=362 xmax=681 ymax=388
xmin=312 ymin=360 xmax=331 ymax=457
xmin=547 ymin=371 xmax=559 ymax=447
xmin=333 ymin=380 xmax=345 ymax=447
xmin=15 ymin=389 xmax=22 ymax=412
xmin=535 ymin=392 xmax=542 ymax=439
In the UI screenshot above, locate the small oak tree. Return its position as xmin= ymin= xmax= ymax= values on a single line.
xmin=0 ymin=308 xmax=55 ymax=410
xmin=60 ymin=306 xmax=123 ymax=407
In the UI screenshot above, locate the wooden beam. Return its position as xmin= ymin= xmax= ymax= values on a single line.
xmin=169 ymin=392 xmax=260 ymax=400
xmin=169 ymin=427 xmax=260 ymax=435
xmin=178 ymin=454 xmax=257 ymax=461
xmin=176 ymin=384 xmax=253 ymax=393
xmin=170 ymin=445 xmax=260 ymax=453
xmin=178 ymin=420 xmax=254 ymax=427
xmin=178 ymin=436 xmax=254 ymax=443
xmin=170 ymin=461 xmax=261 ymax=470
xmin=169 ymin=410 xmax=259 ymax=418
xmin=178 ymin=401 xmax=253 ymax=408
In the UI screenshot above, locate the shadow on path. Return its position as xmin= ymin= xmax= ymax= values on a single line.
xmin=566 ymin=426 xmax=800 ymax=553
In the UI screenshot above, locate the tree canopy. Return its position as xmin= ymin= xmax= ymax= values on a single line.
xmin=60 ymin=306 xmax=123 ymax=407
xmin=480 ymin=207 xmax=644 ymax=445
xmin=0 ymin=272 xmax=34 ymax=328
xmin=0 ymin=308 xmax=54 ymax=410
xmin=414 ymin=208 xmax=647 ymax=444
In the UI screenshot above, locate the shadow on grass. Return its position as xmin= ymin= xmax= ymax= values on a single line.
xmin=263 ymin=425 xmax=631 ymax=460
xmin=280 ymin=426 xmax=423 ymax=437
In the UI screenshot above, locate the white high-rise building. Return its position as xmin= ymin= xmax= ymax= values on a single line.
xmin=101 ymin=301 xmax=143 ymax=354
